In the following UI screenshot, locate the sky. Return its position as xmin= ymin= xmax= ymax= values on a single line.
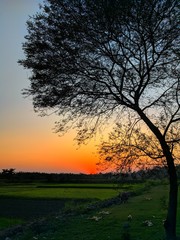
xmin=0 ymin=0 xmax=100 ymax=174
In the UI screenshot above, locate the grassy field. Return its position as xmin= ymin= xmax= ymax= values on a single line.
xmin=0 ymin=182 xmax=148 ymax=200
xmin=0 ymin=183 xmax=118 ymax=200
xmin=0 ymin=183 xmax=121 ymax=229
xmin=0 ymin=181 xmax=179 ymax=240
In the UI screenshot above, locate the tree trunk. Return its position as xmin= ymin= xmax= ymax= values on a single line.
xmin=136 ymin=110 xmax=178 ymax=240
xmin=164 ymin=153 xmax=178 ymax=240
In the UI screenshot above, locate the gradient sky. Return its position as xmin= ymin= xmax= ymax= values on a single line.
xmin=0 ymin=0 xmax=100 ymax=174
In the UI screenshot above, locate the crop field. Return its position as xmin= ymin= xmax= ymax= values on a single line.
xmin=0 ymin=183 xmax=119 ymax=223
xmin=0 ymin=181 xmax=180 ymax=240
xmin=0 ymin=183 xmax=119 ymax=200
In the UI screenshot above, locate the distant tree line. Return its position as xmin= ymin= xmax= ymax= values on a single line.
xmin=1 ymin=166 xmax=180 ymax=183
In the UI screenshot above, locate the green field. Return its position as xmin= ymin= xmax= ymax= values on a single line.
xmin=0 ymin=183 xmax=118 ymax=200
xmin=0 ymin=181 xmax=180 ymax=240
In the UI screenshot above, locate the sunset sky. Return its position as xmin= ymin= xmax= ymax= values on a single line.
xmin=0 ymin=0 xmax=100 ymax=174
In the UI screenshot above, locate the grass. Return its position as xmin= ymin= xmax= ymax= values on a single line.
xmin=0 ymin=217 xmax=24 ymax=229
xmin=11 ymin=184 xmax=170 ymax=240
xmin=1 ymin=180 xmax=180 ymax=239
xmin=0 ymin=182 xmax=120 ymax=230
xmin=0 ymin=183 xmax=118 ymax=200
xmin=0 ymin=182 xmax=146 ymax=200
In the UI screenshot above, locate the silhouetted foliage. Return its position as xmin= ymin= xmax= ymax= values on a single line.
xmin=19 ymin=0 xmax=180 ymax=239
xmin=1 ymin=168 xmax=16 ymax=180
xmin=0 ymin=167 xmax=174 ymax=183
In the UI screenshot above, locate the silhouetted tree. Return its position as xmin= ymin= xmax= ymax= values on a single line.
xmin=19 ymin=0 xmax=180 ymax=239
xmin=2 ymin=168 xmax=16 ymax=179
xmin=98 ymin=120 xmax=179 ymax=172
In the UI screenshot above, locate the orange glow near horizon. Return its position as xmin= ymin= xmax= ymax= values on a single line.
xmin=0 ymin=118 xmax=100 ymax=174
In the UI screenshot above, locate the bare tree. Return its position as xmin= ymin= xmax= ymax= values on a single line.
xmin=19 ymin=0 xmax=180 ymax=239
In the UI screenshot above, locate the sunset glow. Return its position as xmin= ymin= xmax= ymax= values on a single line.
xmin=0 ymin=113 xmax=99 ymax=173
xmin=0 ymin=0 xmax=100 ymax=174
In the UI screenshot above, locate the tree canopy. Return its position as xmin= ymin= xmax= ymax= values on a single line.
xmin=20 ymin=0 xmax=179 ymax=143
xmin=19 ymin=0 xmax=179 ymax=238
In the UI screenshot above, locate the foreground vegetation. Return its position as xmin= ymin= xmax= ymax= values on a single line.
xmin=0 ymin=180 xmax=180 ymax=239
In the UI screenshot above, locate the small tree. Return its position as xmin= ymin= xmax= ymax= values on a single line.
xmin=2 ymin=168 xmax=16 ymax=179
xmin=19 ymin=0 xmax=180 ymax=239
